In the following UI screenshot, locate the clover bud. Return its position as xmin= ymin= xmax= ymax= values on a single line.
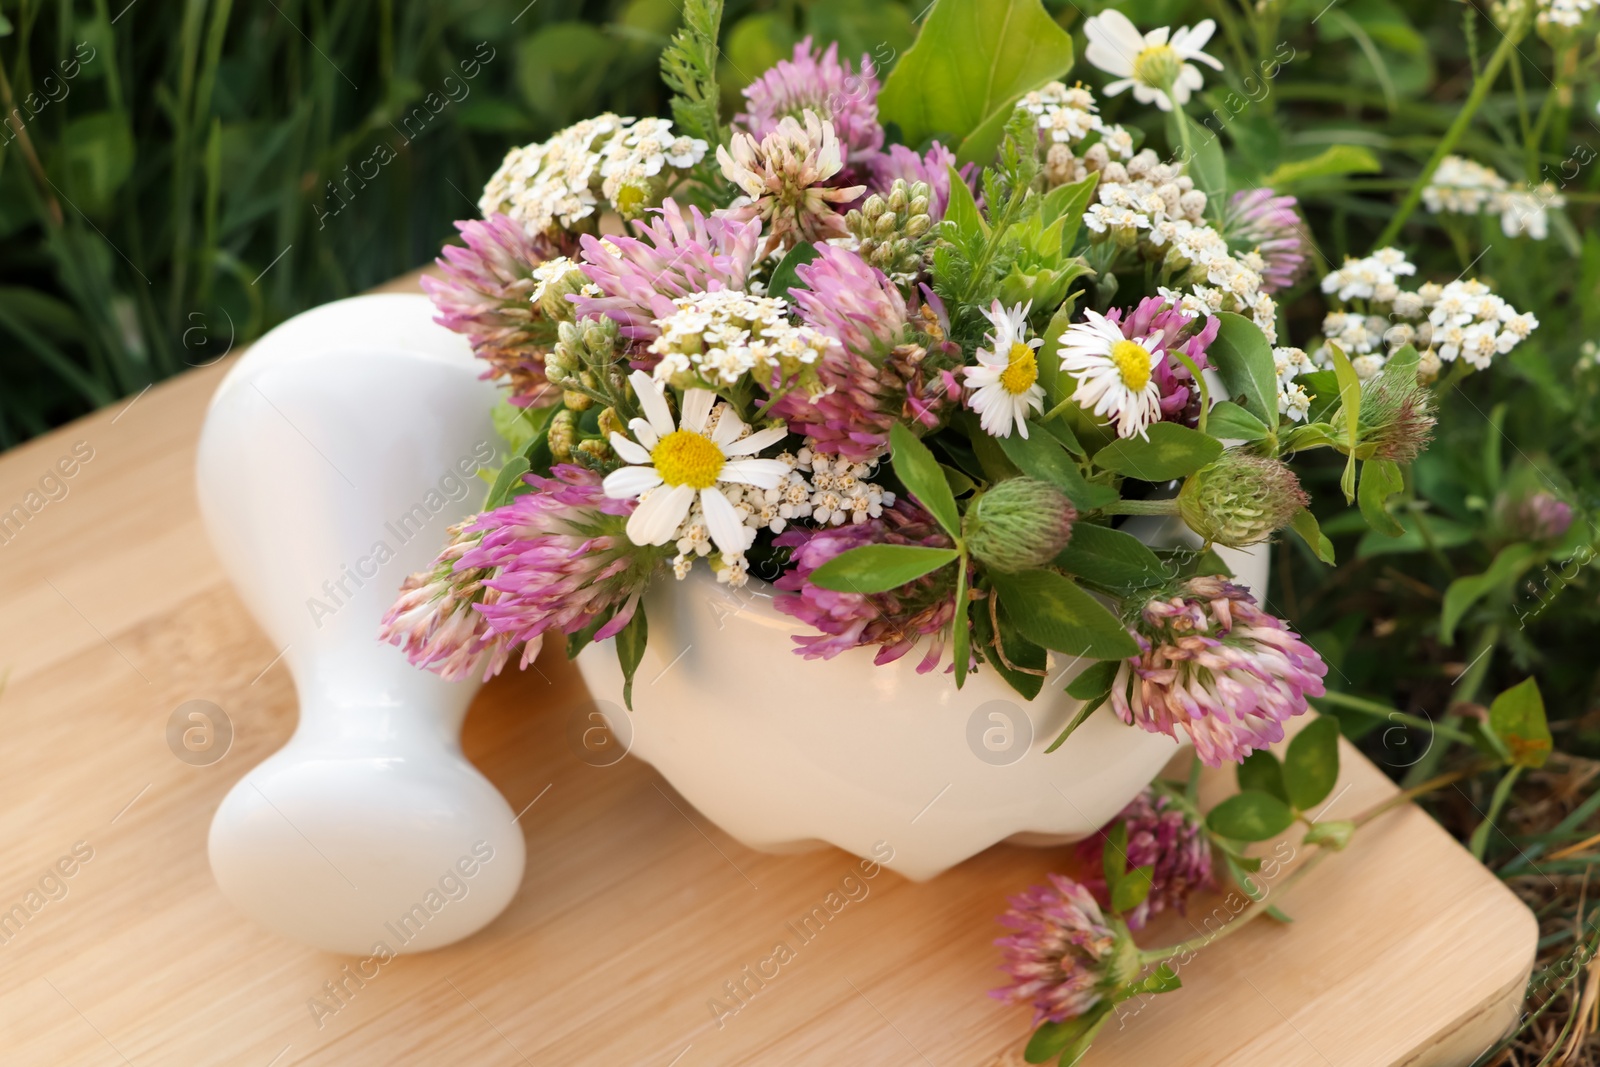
xmin=962 ymin=478 xmax=1076 ymax=573
xmin=1178 ymin=450 xmax=1308 ymax=547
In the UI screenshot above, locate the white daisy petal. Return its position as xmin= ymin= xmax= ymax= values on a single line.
xmin=722 ymin=424 xmax=787 ymax=456
xmin=629 ymin=418 xmax=660 ymax=450
xmin=631 ymin=370 xmax=675 ymax=437
xmin=626 ymin=483 xmax=695 ymax=546
xmin=680 ymin=388 xmax=715 ymax=434
xmin=609 ymin=432 xmax=652 ymax=465
xmin=721 ymin=458 xmax=791 ymax=489
xmin=603 ymin=464 xmax=663 ymax=498
xmin=699 ymin=487 xmax=747 ymax=556
xmin=710 ymin=405 xmax=748 ymax=445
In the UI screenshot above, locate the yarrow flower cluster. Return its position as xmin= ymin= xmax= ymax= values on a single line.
xmin=647 ymin=290 xmax=833 ymax=393
xmin=1113 ymin=576 xmax=1329 ymax=767
xmin=1422 ymin=155 xmax=1564 ymax=240
xmin=480 ymin=114 xmax=707 ymax=236
xmin=1319 ymin=248 xmax=1538 ymax=377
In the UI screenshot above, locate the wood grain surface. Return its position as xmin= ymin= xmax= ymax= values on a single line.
xmin=0 ymin=275 xmax=1536 ymax=1066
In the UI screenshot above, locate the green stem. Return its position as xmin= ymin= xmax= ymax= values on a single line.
xmin=1170 ymin=351 xmax=1209 ymax=436
xmin=1100 ymin=498 xmax=1181 ymax=517
xmin=1374 ymin=18 xmax=1529 ymax=247
xmin=1139 ymin=848 xmax=1331 ymax=964
xmin=1312 ymin=692 xmax=1478 ymax=744
xmin=1469 ymin=764 xmax=1523 ymax=861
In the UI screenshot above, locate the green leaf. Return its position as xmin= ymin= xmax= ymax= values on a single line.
xmin=979 ymin=599 xmax=1047 ymax=700
xmin=879 ymin=0 xmax=1076 ymax=153
xmin=1036 ymin=171 xmax=1100 ymax=256
xmin=1302 ymin=819 xmax=1354 ymax=850
xmin=1288 ymin=508 xmax=1335 ymax=565
xmin=484 ymin=456 xmax=532 ymax=510
xmin=808 ymin=544 xmax=960 ymax=593
xmin=1326 ymin=344 xmax=1363 ymax=503
xmin=953 ymin=552 xmax=972 ymax=688
xmin=1065 ymin=658 xmax=1120 ymax=701
xmin=1265 ymin=904 xmax=1295 ymax=923
xmin=1093 ymin=423 xmax=1223 ymax=482
xmin=1262 ymin=144 xmax=1382 ymax=189
xmin=1112 ymin=865 xmax=1155 ymax=914
xmin=1055 ymin=523 xmax=1168 ymax=592
xmin=1135 ymin=963 xmax=1182 ymax=995
xmin=996 ymin=428 xmax=1116 ymax=509
xmin=766 ymin=241 xmax=818 ymax=301
xmin=492 ymin=398 xmax=555 ymax=456
xmin=616 ymin=608 xmax=649 ymax=711
xmin=1102 ymin=821 xmax=1128 ymax=888
xmin=1357 ymin=458 xmax=1406 ymax=537
xmin=1206 ymin=791 xmax=1295 ymax=842
xmin=990 ymin=570 xmax=1140 ymax=659
xmin=1169 ymin=111 xmax=1226 ymax=205
xmin=1207 ymin=313 xmax=1280 ymax=426
xmin=942 ymin=163 xmax=986 ymax=242
xmin=889 ymin=422 xmax=962 ymax=539
xmin=1024 ymin=1004 xmax=1111 ymax=1063
xmin=1206 ymin=400 xmax=1271 ymax=443
xmin=1284 ymin=716 xmax=1341 ymax=811
xmin=1237 ymin=750 xmax=1288 ymax=804
xmin=1488 ymin=677 xmax=1552 ymax=769
xmin=1440 ymin=543 xmax=1538 ymax=643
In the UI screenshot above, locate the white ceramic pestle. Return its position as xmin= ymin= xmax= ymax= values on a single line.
xmin=196 ymin=294 xmax=525 ymax=955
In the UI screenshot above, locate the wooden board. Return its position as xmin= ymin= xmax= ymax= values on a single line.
xmin=0 ymin=275 xmax=1537 ymax=1066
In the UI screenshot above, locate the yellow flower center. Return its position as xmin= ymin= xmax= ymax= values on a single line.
xmin=650 ymin=429 xmax=725 ymax=489
xmin=1132 ymin=44 xmax=1181 ymax=90
xmin=999 ymin=342 xmax=1039 ymax=395
xmin=1110 ymin=340 xmax=1154 ymax=392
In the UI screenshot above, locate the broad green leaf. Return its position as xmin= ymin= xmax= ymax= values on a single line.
xmin=616 ymin=608 xmax=649 ymax=710
xmin=808 ymin=544 xmax=960 ymax=593
xmin=1488 ymin=677 xmax=1552 ymax=769
xmin=1284 ymin=715 xmax=1342 ymax=810
xmin=1055 ymin=523 xmax=1167 ymax=592
xmin=1288 ymin=508 xmax=1335 ymax=565
xmin=990 ymin=570 xmax=1140 ymax=659
xmin=996 ymin=427 xmax=1116 ymax=509
xmin=1440 ymin=543 xmax=1538 ymax=643
xmin=1358 ymin=458 xmax=1406 ymax=537
xmin=1208 ymin=313 xmax=1280 ymax=427
xmin=766 ymin=242 xmax=818 ymax=301
xmin=1206 ymin=791 xmax=1295 ymax=842
xmin=1263 ymin=144 xmax=1382 ymax=188
xmin=1326 ymin=344 xmax=1363 ymax=503
xmin=1206 ymin=400 xmax=1271 ymax=442
xmin=1037 ymin=305 xmax=1073 ymax=410
xmin=1093 ymin=423 xmax=1223 ymax=482
xmin=1112 ymin=865 xmax=1155 ymax=914
xmin=879 ymin=0 xmax=1076 ymax=152
xmin=492 ymin=398 xmax=555 ymax=456
xmin=1168 ymin=111 xmax=1225 ymax=206
xmin=889 ymin=422 xmax=961 ymax=539
xmin=1237 ymin=749 xmax=1288 ymax=804
xmin=1065 ymin=658 xmax=1119 ymax=701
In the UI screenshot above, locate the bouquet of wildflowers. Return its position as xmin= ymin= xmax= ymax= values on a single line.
xmin=381 ymin=0 xmax=1533 ymax=774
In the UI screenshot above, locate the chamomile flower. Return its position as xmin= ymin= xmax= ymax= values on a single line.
xmin=1084 ymin=11 xmax=1222 ymax=112
xmin=602 ymin=372 xmax=790 ymax=563
xmin=1059 ymin=310 xmax=1166 ymax=440
xmin=964 ymin=300 xmax=1045 ymax=439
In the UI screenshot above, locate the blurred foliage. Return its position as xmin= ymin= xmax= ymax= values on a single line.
xmin=0 ymin=0 xmax=919 ymax=446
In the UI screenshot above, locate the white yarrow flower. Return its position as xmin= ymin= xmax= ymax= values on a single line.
xmin=1058 ymin=310 xmax=1166 ymax=440
xmin=963 ymin=300 xmax=1046 ymax=439
xmin=603 ymin=371 xmax=790 ymax=563
xmin=1084 ymin=10 xmax=1222 ymax=112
